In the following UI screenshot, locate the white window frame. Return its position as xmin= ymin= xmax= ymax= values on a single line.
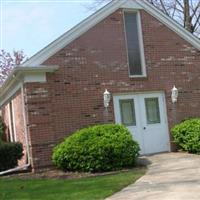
xmin=123 ymin=10 xmax=147 ymax=78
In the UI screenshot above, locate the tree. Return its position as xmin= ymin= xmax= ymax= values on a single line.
xmin=0 ymin=50 xmax=26 ymax=85
xmin=149 ymin=0 xmax=200 ymax=35
xmin=90 ymin=0 xmax=200 ymax=37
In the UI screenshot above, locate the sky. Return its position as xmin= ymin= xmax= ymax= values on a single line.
xmin=1 ymin=0 xmax=105 ymax=58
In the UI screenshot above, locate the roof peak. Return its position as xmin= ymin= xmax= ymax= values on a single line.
xmin=22 ymin=0 xmax=200 ymax=67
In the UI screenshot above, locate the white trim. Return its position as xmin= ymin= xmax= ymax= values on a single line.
xmin=24 ymin=73 xmax=46 ymax=83
xmin=112 ymin=90 xmax=168 ymax=97
xmin=121 ymin=0 xmax=142 ymax=9
xmin=21 ymin=0 xmax=200 ymax=67
xmin=113 ymin=91 xmax=170 ymax=154
xmin=0 ymin=65 xmax=59 ymax=97
xmin=11 ymin=100 xmax=17 ymax=142
xmin=8 ymin=103 xmax=14 ymax=142
xmin=137 ymin=11 xmax=147 ymax=77
xmin=8 ymin=101 xmax=17 ymax=142
xmin=0 ymin=84 xmax=32 ymax=175
xmin=21 ymin=83 xmax=32 ymax=168
xmin=123 ymin=10 xmax=147 ymax=77
xmin=129 ymin=75 xmax=147 ymax=78
xmin=0 ymin=65 xmax=59 ymax=108
xmin=0 ymin=82 xmax=21 ymax=108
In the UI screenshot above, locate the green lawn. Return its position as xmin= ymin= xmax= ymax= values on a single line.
xmin=0 ymin=168 xmax=145 ymax=200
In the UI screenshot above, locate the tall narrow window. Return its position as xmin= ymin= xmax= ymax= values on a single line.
xmin=124 ymin=12 xmax=143 ymax=76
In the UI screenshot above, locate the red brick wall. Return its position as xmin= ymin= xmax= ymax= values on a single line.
xmin=24 ymin=9 xmax=200 ymax=170
xmin=12 ymin=91 xmax=27 ymax=165
xmin=24 ymin=83 xmax=55 ymax=169
xmin=1 ymin=91 xmax=27 ymax=166
xmin=1 ymin=104 xmax=10 ymax=141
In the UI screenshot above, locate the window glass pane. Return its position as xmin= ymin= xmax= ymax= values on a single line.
xmin=124 ymin=12 xmax=142 ymax=76
xmin=145 ymin=98 xmax=161 ymax=124
xmin=120 ymin=99 xmax=136 ymax=126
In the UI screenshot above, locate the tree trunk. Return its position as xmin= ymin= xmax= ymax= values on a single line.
xmin=183 ymin=0 xmax=193 ymax=32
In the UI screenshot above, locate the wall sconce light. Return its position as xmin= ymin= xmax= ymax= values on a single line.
xmin=171 ymin=85 xmax=178 ymax=103
xmin=103 ymin=89 xmax=111 ymax=108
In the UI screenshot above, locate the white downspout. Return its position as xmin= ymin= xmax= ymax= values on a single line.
xmin=0 ymin=83 xmax=31 ymax=175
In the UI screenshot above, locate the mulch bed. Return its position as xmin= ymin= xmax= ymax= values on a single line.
xmin=2 ymin=167 xmax=141 ymax=180
xmin=1 ymin=157 xmax=147 ymax=180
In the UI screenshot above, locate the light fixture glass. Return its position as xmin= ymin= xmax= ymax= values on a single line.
xmin=103 ymin=89 xmax=111 ymax=108
xmin=171 ymin=85 xmax=178 ymax=103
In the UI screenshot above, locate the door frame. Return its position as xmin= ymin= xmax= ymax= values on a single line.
xmin=113 ymin=91 xmax=171 ymax=154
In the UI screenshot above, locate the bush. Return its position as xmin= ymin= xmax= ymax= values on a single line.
xmin=52 ymin=124 xmax=140 ymax=172
xmin=171 ymin=118 xmax=200 ymax=154
xmin=0 ymin=142 xmax=23 ymax=171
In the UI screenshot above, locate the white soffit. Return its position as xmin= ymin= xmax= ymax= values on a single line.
xmin=22 ymin=0 xmax=200 ymax=67
xmin=0 ymin=65 xmax=59 ymax=107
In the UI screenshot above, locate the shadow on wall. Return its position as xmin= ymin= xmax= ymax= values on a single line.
xmin=0 ymin=116 xmax=7 ymax=142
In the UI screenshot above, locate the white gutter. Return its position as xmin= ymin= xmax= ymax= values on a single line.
xmin=0 ymin=65 xmax=59 ymax=175
xmin=0 ymin=65 xmax=59 ymax=95
xmin=0 ymin=65 xmax=59 ymax=107
xmin=0 ymin=84 xmax=31 ymax=176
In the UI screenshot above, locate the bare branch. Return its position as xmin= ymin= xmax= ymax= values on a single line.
xmin=89 ymin=0 xmax=200 ymax=37
xmin=191 ymin=1 xmax=200 ymax=18
xmin=175 ymin=0 xmax=184 ymax=9
xmin=159 ymin=0 xmax=170 ymax=15
xmin=193 ymin=13 xmax=200 ymax=30
xmin=0 ymin=50 xmax=27 ymax=85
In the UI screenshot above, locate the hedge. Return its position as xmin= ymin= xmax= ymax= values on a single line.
xmin=52 ymin=124 xmax=140 ymax=172
xmin=171 ymin=118 xmax=200 ymax=154
xmin=0 ymin=142 xmax=23 ymax=171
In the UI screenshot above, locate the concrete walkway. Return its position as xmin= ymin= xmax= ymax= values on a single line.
xmin=106 ymin=153 xmax=200 ymax=200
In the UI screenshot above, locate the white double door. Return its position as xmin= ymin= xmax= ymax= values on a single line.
xmin=114 ymin=92 xmax=170 ymax=155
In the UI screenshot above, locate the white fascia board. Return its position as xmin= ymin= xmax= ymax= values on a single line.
xmin=21 ymin=0 xmax=128 ymax=66
xmin=0 ymin=65 xmax=59 ymax=95
xmin=0 ymin=81 xmax=22 ymax=108
xmin=16 ymin=65 xmax=60 ymax=73
xmin=0 ymin=65 xmax=59 ymax=107
xmin=23 ymin=73 xmax=46 ymax=83
xmin=121 ymin=0 xmax=142 ymax=9
xmin=137 ymin=0 xmax=200 ymax=50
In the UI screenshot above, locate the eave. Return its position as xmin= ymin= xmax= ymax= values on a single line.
xmin=0 ymin=65 xmax=59 ymax=107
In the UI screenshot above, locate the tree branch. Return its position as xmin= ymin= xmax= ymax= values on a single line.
xmin=191 ymin=0 xmax=200 ymax=18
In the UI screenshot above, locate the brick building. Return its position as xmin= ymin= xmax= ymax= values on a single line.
xmin=0 ymin=0 xmax=200 ymax=171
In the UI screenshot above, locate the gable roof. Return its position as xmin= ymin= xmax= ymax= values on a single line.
xmin=22 ymin=0 xmax=200 ymax=67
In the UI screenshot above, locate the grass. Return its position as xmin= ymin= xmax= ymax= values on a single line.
xmin=0 ymin=168 xmax=145 ymax=200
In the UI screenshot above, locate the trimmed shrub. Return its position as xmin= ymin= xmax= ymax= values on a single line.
xmin=0 ymin=142 xmax=23 ymax=171
xmin=52 ymin=124 xmax=140 ymax=172
xmin=171 ymin=118 xmax=200 ymax=154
